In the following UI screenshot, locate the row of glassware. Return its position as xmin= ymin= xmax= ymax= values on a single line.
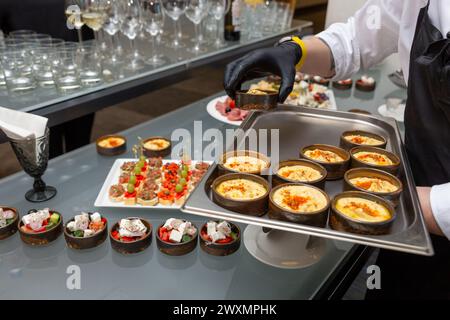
xmin=0 ymin=0 xmax=293 ymax=95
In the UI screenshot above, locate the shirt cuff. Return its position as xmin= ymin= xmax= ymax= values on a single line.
xmin=430 ymin=182 xmax=450 ymax=240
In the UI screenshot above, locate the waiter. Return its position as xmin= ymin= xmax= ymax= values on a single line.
xmin=224 ymin=0 xmax=450 ymax=299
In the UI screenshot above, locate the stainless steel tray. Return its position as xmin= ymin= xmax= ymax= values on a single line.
xmin=182 ymin=106 xmax=434 ymax=256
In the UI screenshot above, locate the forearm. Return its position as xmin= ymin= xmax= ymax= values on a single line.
xmin=417 ymin=187 xmax=444 ymax=236
xmin=298 ymin=37 xmax=335 ymax=78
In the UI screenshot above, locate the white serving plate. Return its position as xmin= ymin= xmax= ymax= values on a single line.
xmin=94 ymin=159 xmax=214 ymax=209
xmin=206 ymin=92 xmax=337 ymax=126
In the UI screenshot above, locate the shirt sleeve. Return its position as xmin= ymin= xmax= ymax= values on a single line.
xmin=316 ymin=0 xmax=403 ymax=80
xmin=430 ymin=183 xmax=450 ymax=240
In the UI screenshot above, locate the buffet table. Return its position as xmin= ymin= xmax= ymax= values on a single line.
xmin=0 ymin=56 xmax=406 ymax=300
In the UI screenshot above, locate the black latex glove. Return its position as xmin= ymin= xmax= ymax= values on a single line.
xmin=224 ymin=42 xmax=302 ymax=102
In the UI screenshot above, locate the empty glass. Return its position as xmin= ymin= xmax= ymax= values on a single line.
xmin=77 ymin=44 xmax=103 ymax=86
xmin=52 ymin=49 xmax=82 ymax=93
xmin=142 ymin=0 xmax=166 ymax=66
xmin=162 ymin=0 xmax=188 ymax=49
xmin=185 ymin=0 xmax=209 ymax=53
xmin=9 ymin=127 xmax=57 ymax=202
xmin=103 ymin=0 xmax=126 ymax=65
xmin=1 ymin=49 xmax=36 ymax=93
xmin=31 ymin=47 xmax=59 ymax=87
xmin=121 ymin=0 xmax=145 ymax=70
xmin=208 ymin=0 xmax=229 ymax=48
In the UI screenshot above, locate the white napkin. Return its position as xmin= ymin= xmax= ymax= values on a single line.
xmin=0 ymin=107 xmax=48 ymax=140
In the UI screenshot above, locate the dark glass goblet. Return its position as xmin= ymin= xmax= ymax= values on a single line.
xmin=9 ymin=128 xmax=57 ymax=202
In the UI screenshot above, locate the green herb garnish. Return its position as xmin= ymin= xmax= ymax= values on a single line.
xmin=73 ymin=230 xmax=84 ymax=237
xmin=230 ymin=231 xmax=238 ymax=240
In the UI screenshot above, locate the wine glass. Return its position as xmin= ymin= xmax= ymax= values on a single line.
xmin=185 ymin=0 xmax=209 ymax=53
xmin=121 ymin=0 xmax=145 ymax=70
xmin=9 ymin=128 xmax=57 ymax=202
xmin=141 ymin=0 xmax=166 ymax=66
xmin=82 ymin=0 xmax=108 ymax=46
xmin=65 ymin=0 xmax=85 ymax=43
xmin=208 ymin=0 xmax=229 ymax=48
xmin=103 ymin=0 xmax=126 ymax=65
xmin=162 ymin=0 xmax=188 ymax=49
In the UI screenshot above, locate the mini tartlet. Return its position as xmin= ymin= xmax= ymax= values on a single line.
xmin=142 ymin=136 xmax=171 ymax=158
xmin=273 ymin=159 xmax=327 ymax=189
xmin=96 ymin=135 xmax=127 ymax=156
xmin=156 ymin=218 xmax=198 ymax=256
xmin=355 ymin=75 xmax=376 ymax=91
xmin=18 ymin=208 xmax=63 ymax=246
xmin=269 ymin=183 xmax=330 ymax=227
xmin=350 ymin=146 xmax=400 ymax=175
xmin=300 ymin=144 xmax=350 ymax=180
xmin=344 ymin=168 xmax=403 ymax=207
xmin=332 ymin=79 xmax=353 ymax=90
xmin=199 ymin=220 xmax=240 ymax=256
xmin=311 ymin=75 xmax=330 ymax=86
xmin=109 ymin=217 xmax=152 ymax=254
xmin=330 ymin=191 xmax=395 ymax=235
xmin=64 ymin=212 xmax=108 ymax=250
xmin=235 ymin=89 xmax=278 ymax=110
xmin=212 ymin=173 xmax=270 ymax=216
xmin=340 ymin=130 xmax=387 ymax=150
xmin=0 ymin=207 xmax=19 ymax=240
xmin=218 ymin=150 xmax=270 ymax=177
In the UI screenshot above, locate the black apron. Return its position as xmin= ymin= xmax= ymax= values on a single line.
xmin=367 ymin=2 xmax=450 ymax=299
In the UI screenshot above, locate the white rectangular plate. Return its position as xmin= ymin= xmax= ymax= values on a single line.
xmin=94 ymin=159 xmax=214 ymax=210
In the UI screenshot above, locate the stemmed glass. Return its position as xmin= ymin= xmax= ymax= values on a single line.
xmin=103 ymin=0 xmax=126 ymax=65
xmin=162 ymin=0 xmax=188 ymax=49
xmin=142 ymin=0 xmax=166 ymax=66
xmin=9 ymin=128 xmax=57 ymax=202
xmin=65 ymin=0 xmax=85 ymax=43
xmin=121 ymin=0 xmax=145 ymax=70
xmin=208 ymin=0 xmax=229 ymax=48
xmin=82 ymin=0 xmax=108 ymax=46
xmin=185 ymin=0 xmax=209 ymax=53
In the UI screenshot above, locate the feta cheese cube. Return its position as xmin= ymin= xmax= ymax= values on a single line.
xmin=210 ymin=231 xmax=226 ymax=243
xmin=119 ymin=219 xmax=147 ymax=237
xmin=90 ymin=212 xmax=101 ymax=222
xmin=163 ymin=218 xmax=176 ymax=230
xmin=178 ymin=221 xmax=192 ymax=235
xmin=67 ymin=221 xmax=77 ymax=232
xmin=186 ymin=226 xmax=197 ymax=236
xmin=84 ymin=229 xmax=95 ymax=237
xmin=217 ymin=221 xmax=231 ymax=236
xmin=74 ymin=213 xmax=90 ymax=231
xmin=206 ymin=221 xmax=217 ymax=236
xmin=169 ymin=230 xmax=183 ymax=243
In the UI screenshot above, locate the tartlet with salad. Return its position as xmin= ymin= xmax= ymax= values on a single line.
xmin=110 ymin=217 xmax=152 ymax=254
xmin=156 ymin=218 xmax=198 ymax=256
xmin=0 ymin=207 xmax=19 ymax=240
xmin=18 ymin=208 xmax=63 ymax=246
xmin=199 ymin=220 xmax=241 ymax=256
xmin=64 ymin=212 xmax=108 ymax=249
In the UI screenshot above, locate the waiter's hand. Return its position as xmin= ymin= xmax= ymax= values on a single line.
xmin=224 ymin=41 xmax=303 ymax=102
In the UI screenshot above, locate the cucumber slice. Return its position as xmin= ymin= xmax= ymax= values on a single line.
xmin=49 ymin=213 xmax=60 ymax=225
xmin=73 ymin=230 xmax=84 ymax=238
xmin=182 ymin=234 xmax=191 ymax=243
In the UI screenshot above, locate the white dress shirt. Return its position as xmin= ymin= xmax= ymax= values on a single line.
xmin=316 ymin=0 xmax=450 ymax=239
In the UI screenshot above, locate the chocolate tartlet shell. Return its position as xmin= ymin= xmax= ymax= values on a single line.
xmin=340 ymin=130 xmax=387 ymax=150
xmin=300 ymin=144 xmax=350 ymax=180
xmin=142 ymin=136 xmax=172 ymax=158
xmin=96 ymin=135 xmax=127 ymax=156
xmin=330 ymin=191 xmax=396 ymax=235
xmin=64 ymin=217 xmax=108 ymax=250
xmin=332 ymin=81 xmax=352 ymax=90
xmin=218 ymin=150 xmax=271 ymax=177
xmin=109 ymin=218 xmax=152 ymax=254
xmin=0 ymin=207 xmax=19 ymax=240
xmin=18 ymin=210 xmax=63 ymax=246
xmin=212 ymin=173 xmax=270 ymax=217
xmin=235 ymin=89 xmax=278 ymax=110
xmin=268 ymin=183 xmax=330 ymax=227
xmin=355 ymin=80 xmax=376 ymax=92
xmin=199 ymin=222 xmax=241 ymax=256
xmin=343 ymin=168 xmax=403 ymax=207
xmin=350 ymin=146 xmax=401 ymax=176
xmin=156 ymin=223 xmax=198 ymax=256
xmin=272 ymin=159 xmax=327 ymax=190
